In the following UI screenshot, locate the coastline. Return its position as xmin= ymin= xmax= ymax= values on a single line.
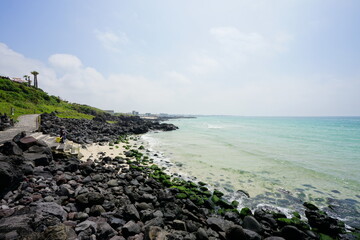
xmin=0 ymin=114 xmax=358 ymax=239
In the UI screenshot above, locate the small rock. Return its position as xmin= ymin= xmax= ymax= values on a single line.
xmin=75 ymin=220 xmax=97 ymax=233
xmin=196 ymin=227 xmax=209 ymax=240
xmin=122 ymin=220 xmax=142 ymax=237
xmin=146 ymin=226 xmax=168 ymax=240
xmin=90 ymin=205 xmax=106 ymax=216
xmin=42 ymin=223 xmax=77 ymax=240
xmin=173 ymin=220 xmax=187 ymax=231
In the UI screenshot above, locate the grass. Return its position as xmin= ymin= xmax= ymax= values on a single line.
xmin=0 ymin=77 xmax=104 ymax=119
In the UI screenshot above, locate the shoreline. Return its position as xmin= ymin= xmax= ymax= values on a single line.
xmin=0 ymin=115 xmax=358 ymax=239
xmin=139 ymin=133 xmax=360 ymax=225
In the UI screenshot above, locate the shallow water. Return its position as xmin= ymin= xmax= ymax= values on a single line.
xmin=141 ymin=116 xmax=360 ymax=227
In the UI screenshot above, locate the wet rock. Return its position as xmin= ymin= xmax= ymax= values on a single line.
xmin=303 ymin=202 xmax=319 ymax=211
xmin=226 ymin=225 xmax=247 ymax=240
xmin=243 ymin=229 xmax=262 ymax=240
xmin=206 ymin=217 xmax=233 ymax=232
xmin=280 ymin=225 xmax=307 ymax=240
xmin=243 ymin=216 xmax=263 ymax=234
xmin=305 ymin=209 xmax=345 ymax=237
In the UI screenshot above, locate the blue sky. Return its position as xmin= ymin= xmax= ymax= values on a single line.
xmin=0 ymin=0 xmax=359 ymax=115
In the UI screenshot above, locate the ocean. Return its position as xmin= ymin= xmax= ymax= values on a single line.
xmin=140 ymin=116 xmax=360 ymax=227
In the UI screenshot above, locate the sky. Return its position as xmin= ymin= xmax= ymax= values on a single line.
xmin=0 ymin=0 xmax=359 ymax=116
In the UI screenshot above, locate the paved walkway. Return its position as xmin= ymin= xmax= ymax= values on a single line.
xmin=0 ymin=114 xmax=40 ymax=143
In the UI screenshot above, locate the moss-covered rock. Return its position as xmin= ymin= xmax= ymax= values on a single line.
xmin=292 ymin=212 xmax=301 ymax=219
xmin=211 ymin=194 xmax=220 ymax=204
xmin=231 ymin=200 xmax=239 ymax=208
xmin=240 ymin=207 xmax=252 ymax=218
xmin=176 ymin=193 xmax=188 ymax=199
xmin=213 ymin=189 xmax=224 ymax=197
xmin=277 ymin=217 xmax=310 ymax=231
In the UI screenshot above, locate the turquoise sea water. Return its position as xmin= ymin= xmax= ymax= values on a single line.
xmin=141 ymin=116 xmax=360 ymax=227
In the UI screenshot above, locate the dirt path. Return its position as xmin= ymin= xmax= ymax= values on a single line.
xmin=0 ymin=114 xmax=40 ymax=143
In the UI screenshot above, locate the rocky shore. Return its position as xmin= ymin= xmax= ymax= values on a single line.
xmin=40 ymin=113 xmax=178 ymax=144
xmin=0 ymin=116 xmax=359 ymax=239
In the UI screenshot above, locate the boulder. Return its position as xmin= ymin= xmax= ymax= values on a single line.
xmin=206 ymin=217 xmax=234 ymax=232
xmin=226 ymin=225 xmax=247 ymax=240
xmin=18 ymin=136 xmax=38 ymax=150
xmin=23 ymin=152 xmax=52 ymax=167
xmin=12 ymin=131 xmax=26 ymax=144
xmin=0 ymin=214 xmax=33 ymax=236
xmin=280 ymin=225 xmax=307 ymax=240
xmin=243 ymin=229 xmax=262 ymax=240
xmin=0 ymin=160 xmax=23 ymax=197
xmin=0 ymin=141 xmax=23 ymax=156
xmin=243 ymin=216 xmax=263 ymax=234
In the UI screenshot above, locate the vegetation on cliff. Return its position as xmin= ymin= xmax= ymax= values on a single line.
xmin=0 ymin=76 xmax=105 ymax=119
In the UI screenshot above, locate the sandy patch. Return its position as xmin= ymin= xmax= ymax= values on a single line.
xmin=78 ymin=138 xmax=140 ymax=162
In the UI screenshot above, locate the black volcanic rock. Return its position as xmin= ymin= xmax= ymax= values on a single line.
xmin=40 ymin=113 xmax=178 ymax=144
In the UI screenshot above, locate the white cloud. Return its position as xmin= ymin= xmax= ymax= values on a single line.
xmin=49 ymin=54 xmax=83 ymax=72
xmin=0 ymin=42 xmax=358 ymax=116
xmin=210 ymin=26 xmax=292 ymax=57
xmin=188 ymin=54 xmax=219 ymax=75
xmin=94 ymin=29 xmax=129 ymax=52
xmin=164 ymin=71 xmax=191 ymax=84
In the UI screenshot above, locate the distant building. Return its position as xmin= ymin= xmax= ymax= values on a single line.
xmin=132 ymin=111 xmax=139 ymax=116
xmin=10 ymin=77 xmax=27 ymax=84
xmin=145 ymin=113 xmax=152 ymax=116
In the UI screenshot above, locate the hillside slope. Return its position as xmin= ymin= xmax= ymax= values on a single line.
xmin=0 ymin=76 xmax=105 ymax=119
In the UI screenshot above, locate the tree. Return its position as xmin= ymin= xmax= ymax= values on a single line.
xmin=31 ymin=71 xmax=39 ymax=88
xmin=24 ymin=75 xmax=31 ymax=86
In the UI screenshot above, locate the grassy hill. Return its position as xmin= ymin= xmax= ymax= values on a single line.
xmin=0 ymin=76 xmax=105 ymax=119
